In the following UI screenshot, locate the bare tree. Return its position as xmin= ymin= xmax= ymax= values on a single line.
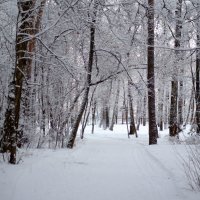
xmin=0 ymin=0 xmax=46 ymax=164
xmin=67 ymin=0 xmax=99 ymax=148
xmin=147 ymin=0 xmax=158 ymax=145
xmin=169 ymin=0 xmax=183 ymax=137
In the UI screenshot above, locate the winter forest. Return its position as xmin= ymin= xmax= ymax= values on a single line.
xmin=0 ymin=0 xmax=200 ymax=199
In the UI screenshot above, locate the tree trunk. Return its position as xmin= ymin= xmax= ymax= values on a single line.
xmin=21 ymin=0 xmax=46 ymax=146
xmin=128 ymin=81 xmax=137 ymax=136
xmin=163 ymin=87 xmax=169 ymax=129
xmin=158 ymin=89 xmax=164 ymax=131
xmin=91 ymin=100 xmax=97 ymax=134
xmin=81 ymin=86 xmax=96 ymax=138
xmin=67 ymin=1 xmax=98 ymax=148
xmin=142 ymin=95 xmax=147 ymax=126
xmin=136 ymin=99 xmax=141 ymax=130
xmin=102 ymin=106 xmax=109 ymax=130
xmin=147 ymin=0 xmax=158 ymax=145
xmin=0 ymin=1 xmax=38 ymax=164
xmin=169 ymin=0 xmax=182 ymax=137
xmin=195 ymin=3 xmax=200 ymax=134
xmin=109 ymin=81 xmax=120 ymax=131
xmin=178 ymin=74 xmax=184 ymax=125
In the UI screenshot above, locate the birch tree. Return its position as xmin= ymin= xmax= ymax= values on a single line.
xmin=169 ymin=0 xmax=183 ymax=137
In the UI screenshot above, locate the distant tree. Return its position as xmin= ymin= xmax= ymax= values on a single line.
xmin=128 ymin=81 xmax=137 ymax=136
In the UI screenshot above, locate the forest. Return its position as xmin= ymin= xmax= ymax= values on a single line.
xmin=0 ymin=0 xmax=200 ymax=199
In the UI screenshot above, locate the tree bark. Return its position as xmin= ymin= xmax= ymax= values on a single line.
xmin=169 ymin=0 xmax=182 ymax=137
xmin=195 ymin=2 xmax=200 ymax=134
xmin=91 ymin=100 xmax=97 ymax=134
xmin=67 ymin=0 xmax=98 ymax=148
xmin=158 ymin=88 xmax=164 ymax=131
xmin=147 ymin=0 xmax=158 ymax=145
xmin=142 ymin=94 xmax=147 ymax=126
xmin=1 ymin=0 xmax=38 ymax=164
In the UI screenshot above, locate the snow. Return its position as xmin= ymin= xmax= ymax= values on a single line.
xmin=0 ymin=125 xmax=200 ymax=200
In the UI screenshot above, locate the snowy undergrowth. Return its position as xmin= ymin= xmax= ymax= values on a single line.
xmin=165 ymin=125 xmax=200 ymax=191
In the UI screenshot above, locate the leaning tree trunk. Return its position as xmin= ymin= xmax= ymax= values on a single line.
xmin=81 ymin=86 xmax=97 ymax=139
xmin=147 ymin=0 xmax=158 ymax=145
xmin=67 ymin=1 xmax=98 ymax=148
xmin=169 ymin=0 xmax=182 ymax=137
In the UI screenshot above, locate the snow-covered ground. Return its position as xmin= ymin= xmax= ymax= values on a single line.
xmin=0 ymin=125 xmax=200 ymax=200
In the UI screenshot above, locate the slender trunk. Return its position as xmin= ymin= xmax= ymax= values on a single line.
xmin=102 ymin=106 xmax=109 ymax=130
xmin=58 ymin=87 xmax=84 ymax=137
xmin=142 ymin=95 xmax=147 ymax=126
xmin=128 ymin=81 xmax=137 ymax=136
xmin=158 ymin=89 xmax=164 ymax=131
xmin=178 ymin=75 xmax=184 ymax=125
xmin=136 ymin=99 xmax=141 ymax=130
xmin=147 ymin=0 xmax=158 ymax=145
xmin=184 ymin=88 xmax=194 ymax=126
xmin=163 ymin=87 xmax=169 ymax=129
xmin=196 ymin=5 xmax=200 ymax=134
xmin=109 ymin=81 xmax=120 ymax=131
xmin=91 ymin=100 xmax=96 ymax=134
xmin=67 ymin=1 xmax=98 ymax=148
xmin=81 ymin=86 xmax=96 ymax=138
xmin=169 ymin=0 xmax=182 ymax=137
xmin=41 ymin=65 xmax=46 ymax=136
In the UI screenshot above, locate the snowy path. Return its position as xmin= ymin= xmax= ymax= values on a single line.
xmin=0 ymin=125 xmax=199 ymax=200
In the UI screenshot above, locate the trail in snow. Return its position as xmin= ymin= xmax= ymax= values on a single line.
xmin=0 ymin=125 xmax=199 ymax=200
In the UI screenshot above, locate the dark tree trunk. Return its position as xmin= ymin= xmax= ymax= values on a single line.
xmin=142 ymin=95 xmax=147 ymax=126
xmin=91 ymin=100 xmax=97 ymax=134
xmin=147 ymin=0 xmax=158 ymax=145
xmin=169 ymin=81 xmax=178 ymax=136
xmin=102 ymin=106 xmax=109 ymax=130
xmin=178 ymin=76 xmax=184 ymax=125
xmin=0 ymin=1 xmax=37 ymax=164
xmin=67 ymin=1 xmax=98 ymax=148
xmin=196 ymin=6 xmax=200 ymax=134
xmin=158 ymin=89 xmax=164 ymax=131
xmin=81 ymin=86 xmax=96 ymax=138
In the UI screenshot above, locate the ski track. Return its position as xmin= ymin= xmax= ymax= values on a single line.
xmin=1 ymin=131 xmax=200 ymax=200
